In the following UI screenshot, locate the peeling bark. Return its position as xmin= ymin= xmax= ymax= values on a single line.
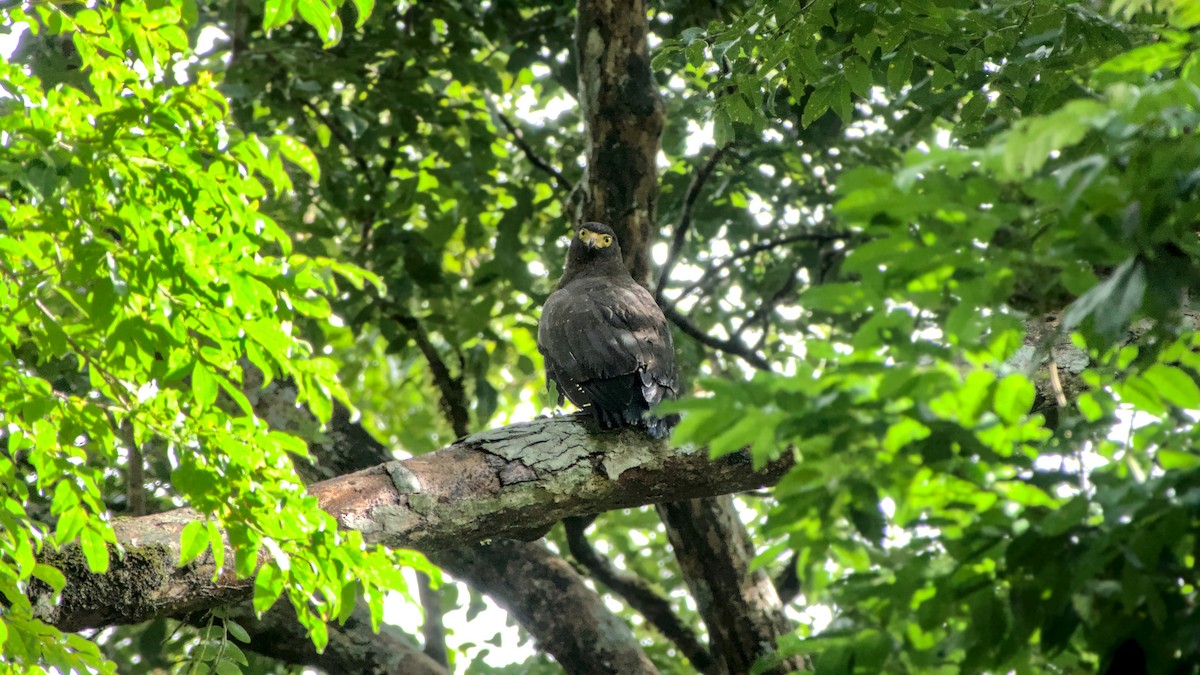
xmin=231 ymin=393 xmax=658 ymax=674
xmin=32 ymin=415 xmax=789 ymax=633
xmin=576 ymin=0 xmax=664 ymax=284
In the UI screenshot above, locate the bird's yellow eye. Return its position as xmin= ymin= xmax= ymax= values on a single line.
xmin=602 ymin=235 xmax=613 ymax=246
xmin=579 ymin=228 xmax=592 ymax=239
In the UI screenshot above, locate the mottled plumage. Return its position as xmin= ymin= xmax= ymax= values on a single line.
xmin=538 ymin=222 xmax=678 ymax=439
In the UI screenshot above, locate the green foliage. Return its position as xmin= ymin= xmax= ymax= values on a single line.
xmin=0 ymin=0 xmax=431 ymax=671
xmin=5 ymin=0 xmax=1200 ymax=671
xmin=667 ymin=0 xmax=1200 ymax=672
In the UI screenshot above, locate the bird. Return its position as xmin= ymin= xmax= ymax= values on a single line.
xmin=537 ymin=222 xmax=678 ymax=439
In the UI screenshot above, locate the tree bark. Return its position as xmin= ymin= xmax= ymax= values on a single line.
xmin=658 ymin=497 xmax=807 ymax=674
xmin=32 ymin=415 xmax=789 ymax=633
xmin=573 ymin=2 xmax=806 ymax=671
xmin=223 ymin=599 xmax=449 ymax=675
xmin=431 ymin=541 xmax=659 ymax=675
xmin=239 ymin=384 xmax=660 ymax=674
xmin=576 ymin=0 xmax=664 ymax=284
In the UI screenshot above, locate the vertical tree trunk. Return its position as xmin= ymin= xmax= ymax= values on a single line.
xmin=658 ymin=497 xmax=807 ymax=673
xmin=576 ymin=0 xmax=664 ymax=285
xmin=574 ymin=2 xmax=804 ymax=672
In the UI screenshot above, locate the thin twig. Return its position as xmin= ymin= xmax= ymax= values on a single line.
xmin=485 ymin=98 xmax=573 ymax=191
xmin=1048 ymin=359 xmax=1068 ymax=408
xmin=563 ymin=517 xmax=716 ymax=673
xmin=671 ymin=231 xmax=849 ymax=306
xmin=655 ymin=144 xmax=731 ymax=305
xmin=662 ymin=303 xmax=772 ymax=371
xmin=392 ymin=312 xmax=471 ymax=438
xmin=733 ymin=263 xmax=802 ymax=341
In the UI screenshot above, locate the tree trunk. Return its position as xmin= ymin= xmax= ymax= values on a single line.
xmin=432 ymin=541 xmax=659 ymax=674
xmin=576 ymin=0 xmax=664 ymax=284
xmin=573 ymin=1 xmax=805 ymax=670
xmin=658 ymin=497 xmax=807 ymax=673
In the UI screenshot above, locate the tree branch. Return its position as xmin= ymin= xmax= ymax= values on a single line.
xmin=33 ymin=416 xmax=790 ymax=633
xmin=246 ymin=376 xmax=655 ymax=672
xmin=563 ymin=517 xmax=716 ymax=673
xmin=392 ymin=312 xmax=470 ymax=438
xmin=486 ymin=98 xmax=574 ymax=192
xmin=661 ymin=303 xmax=772 ymax=371
xmin=658 ymin=496 xmax=809 ymax=674
xmin=670 ymin=231 xmax=849 ymax=306
xmin=655 ymin=144 xmax=730 ymax=305
xmin=733 ymin=263 xmax=802 ymax=341
xmin=431 ymin=540 xmax=658 ymax=674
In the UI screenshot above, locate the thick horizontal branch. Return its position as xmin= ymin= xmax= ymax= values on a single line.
xmin=34 ymin=415 xmax=789 ymax=632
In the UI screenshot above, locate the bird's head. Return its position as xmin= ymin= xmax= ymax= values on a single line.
xmin=557 ymin=222 xmax=627 ymax=284
xmin=570 ymin=222 xmax=621 ymax=258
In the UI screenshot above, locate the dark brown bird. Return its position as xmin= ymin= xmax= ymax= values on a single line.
xmin=538 ymin=222 xmax=678 ymax=439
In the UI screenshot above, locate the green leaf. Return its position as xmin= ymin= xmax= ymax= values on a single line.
xmin=192 ymin=362 xmax=218 ymax=409
xmin=349 ymin=0 xmax=374 ymax=28
xmin=1062 ymin=258 xmax=1146 ymax=340
xmin=1157 ymin=449 xmax=1200 ymax=470
xmin=55 ymin=508 xmax=87 ymax=546
xmin=271 ymin=135 xmax=321 ymax=182
xmin=886 ymin=47 xmax=913 ymax=92
xmin=225 ymin=620 xmax=251 ymax=644
xmin=263 ymin=0 xmax=297 ymax=30
xmin=1142 ymin=364 xmax=1200 ymax=409
xmin=801 ymin=85 xmax=832 ymax=128
xmin=296 ymin=0 xmax=341 ymax=46
xmin=80 ymin=528 xmax=110 ymax=574
xmin=843 ymin=57 xmax=871 ymax=98
xmin=207 ymin=522 xmax=226 ymax=578
xmin=179 ymin=520 xmax=211 ymax=566
xmin=993 ymin=375 xmax=1034 ymax=424
xmin=253 ymin=565 xmax=286 ymax=613
xmin=32 ymin=564 xmax=67 ymax=595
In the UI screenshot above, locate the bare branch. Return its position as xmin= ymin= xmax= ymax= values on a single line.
xmin=671 ymin=231 xmax=849 ymax=306
xmin=485 ymin=98 xmax=574 ymax=192
xmin=733 ymin=263 xmax=802 ymax=341
xmin=563 ymin=517 xmax=716 ymax=673
xmin=655 ymin=144 xmax=731 ymax=305
xmin=392 ymin=312 xmax=470 ymax=438
xmin=661 ymin=303 xmax=772 ymax=371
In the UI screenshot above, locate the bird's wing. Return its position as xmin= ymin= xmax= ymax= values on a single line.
xmin=538 ymin=278 xmax=676 ymax=408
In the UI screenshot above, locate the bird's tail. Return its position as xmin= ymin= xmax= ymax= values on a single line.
xmin=642 ymin=412 xmax=680 ymax=440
